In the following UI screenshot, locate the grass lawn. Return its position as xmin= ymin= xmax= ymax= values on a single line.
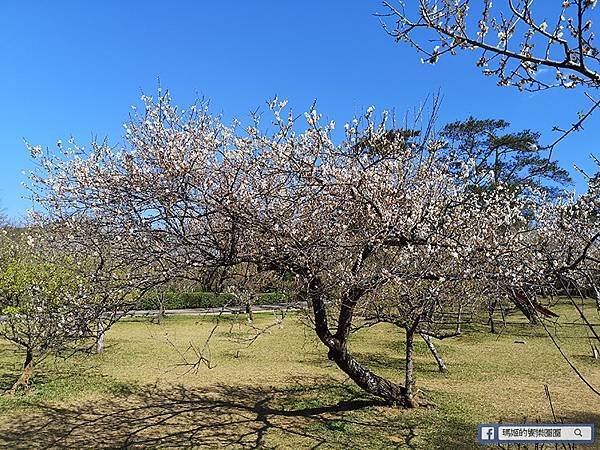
xmin=0 ymin=301 xmax=599 ymax=449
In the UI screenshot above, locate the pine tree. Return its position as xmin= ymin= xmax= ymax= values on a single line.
xmin=440 ymin=117 xmax=572 ymax=196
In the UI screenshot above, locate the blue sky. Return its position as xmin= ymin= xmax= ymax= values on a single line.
xmin=1 ymin=1 xmax=598 ymax=221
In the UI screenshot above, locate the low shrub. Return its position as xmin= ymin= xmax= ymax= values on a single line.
xmin=137 ymin=291 xmax=288 ymax=310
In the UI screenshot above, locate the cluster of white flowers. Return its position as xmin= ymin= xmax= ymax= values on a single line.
xmin=384 ymin=0 xmax=600 ymax=94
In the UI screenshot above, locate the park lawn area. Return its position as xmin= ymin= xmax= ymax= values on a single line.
xmin=0 ymin=301 xmax=599 ymax=449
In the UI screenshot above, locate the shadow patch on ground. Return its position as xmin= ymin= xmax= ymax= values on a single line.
xmin=0 ymin=379 xmax=477 ymax=449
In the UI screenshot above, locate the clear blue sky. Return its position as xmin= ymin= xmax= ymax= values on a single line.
xmin=1 ymin=1 xmax=598 ymax=221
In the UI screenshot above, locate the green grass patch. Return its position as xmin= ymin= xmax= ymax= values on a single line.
xmin=0 ymin=300 xmax=598 ymax=448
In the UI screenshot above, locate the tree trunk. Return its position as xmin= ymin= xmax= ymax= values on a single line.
xmin=306 ymin=276 xmax=410 ymax=406
xmin=245 ymin=302 xmax=254 ymax=323
xmin=421 ymin=333 xmax=448 ymax=373
xmin=96 ymin=320 xmax=105 ymax=354
xmin=404 ymin=325 xmax=418 ymax=407
xmin=7 ymin=349 xmax=34 ymax=395
xmin=157 ymin=294 xmax=165 ymax=325
xmin=499 ymin=301 xmax=507 ymax=328
xmin=327 ymin=347 xmax=407 ymax=405
xmin=488 ymin=300 xmax=496 ymax=334
xmin=512 ymin=291 xmax=539 ymax=325
xmin=515 ymin=300 xmax=538 ymax=324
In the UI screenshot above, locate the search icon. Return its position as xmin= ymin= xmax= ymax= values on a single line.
xmin=574 ymin=428 xmax=582 ymax=437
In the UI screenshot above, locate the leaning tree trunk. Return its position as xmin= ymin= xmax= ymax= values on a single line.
xmin=307 ymin=277 xmax=410 ymax=406
xmin=7 ymin=349 xmax=34 ymax=395
xmin=327 ymin=346 xmax=407 ymax=405
xmin=512 ymin=290 xmax=539 ymax=325
xmin=514 ymin=300 xmax=538 ymax=324
xmin=421 ymin=333 xmax=448 ymax=373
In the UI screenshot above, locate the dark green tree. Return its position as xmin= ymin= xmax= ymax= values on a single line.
xmin=440 ymin=117 xmax=572 ymax=196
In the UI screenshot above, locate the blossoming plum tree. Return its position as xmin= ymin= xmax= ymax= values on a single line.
xmin=28 ymin=92 xmax=599 ymax=406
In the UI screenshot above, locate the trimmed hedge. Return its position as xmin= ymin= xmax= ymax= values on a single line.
xmin=137 ymin=291 xmax=287 ymax=310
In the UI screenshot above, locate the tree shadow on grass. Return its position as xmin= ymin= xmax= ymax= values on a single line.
xmin=0 ymin=377 xmax=474 ymax=449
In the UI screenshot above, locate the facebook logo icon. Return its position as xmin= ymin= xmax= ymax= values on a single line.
xmin=479 ymin=425 xmax=498 ymax=443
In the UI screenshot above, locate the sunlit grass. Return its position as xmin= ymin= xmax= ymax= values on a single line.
xmin=0 ymin=300 xmax=599 ymax=448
